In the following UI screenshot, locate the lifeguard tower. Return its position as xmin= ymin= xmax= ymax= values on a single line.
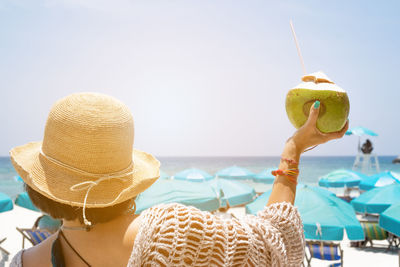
xmin=345 ymin=127 xmax=380 ymax=174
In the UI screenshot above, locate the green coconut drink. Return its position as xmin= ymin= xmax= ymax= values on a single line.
xmin=285 ymin=71 xmax=350 ymax=133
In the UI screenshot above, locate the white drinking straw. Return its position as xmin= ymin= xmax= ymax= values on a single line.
xmin=290 ymin=20 xmax=307 ymax=75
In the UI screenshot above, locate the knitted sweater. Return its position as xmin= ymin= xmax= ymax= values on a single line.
xmin=11 ymin=202 xmax=305 ymax=267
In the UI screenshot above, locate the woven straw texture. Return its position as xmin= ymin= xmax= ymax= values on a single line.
xmin=10 ymin=93 xmax=160 ymax=208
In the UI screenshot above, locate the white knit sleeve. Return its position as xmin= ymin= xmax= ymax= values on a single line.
xmin=128 ymin=202 xmax=305 ymax=267
xmin=243 ymin=202 xmax=305 ymax=266
xmin=9 ymin=250 xmax=23 ymax=267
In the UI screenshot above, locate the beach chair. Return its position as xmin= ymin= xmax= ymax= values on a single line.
xmin=387 ymin=233 xmax=400 ymax=249
xmin=304 ymin=241 xmax=343 ymax=267
xmin=16 ymin=215 xmax=60 ymax=249
xmin=0 ymin=237 xmax=10 ymax=266
xmin=360 ymin=221 xmax=388 ymax=248
xmin=16 ymin=227 xmax=52 ymax=248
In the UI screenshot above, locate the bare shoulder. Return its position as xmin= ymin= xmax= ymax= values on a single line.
xmin=21 ymin=233 xmax=57 ymax=267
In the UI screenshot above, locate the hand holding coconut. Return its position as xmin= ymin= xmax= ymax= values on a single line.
xmin=286 ymin=71 xmax=350 ymax=133
xmin=268 ymin=100 xmax=349 ymax=206
xmin=289 ymin=100 xmax=349 ymax=154
xmin=268 ymin=21 xmax=350 ymax=207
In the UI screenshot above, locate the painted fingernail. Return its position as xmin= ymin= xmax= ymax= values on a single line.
xmin=314 ymin=101 xmax=320 ymax=109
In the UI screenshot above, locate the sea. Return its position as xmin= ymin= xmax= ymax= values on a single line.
xmin=1 ymin=156 xmax=400 ymax=199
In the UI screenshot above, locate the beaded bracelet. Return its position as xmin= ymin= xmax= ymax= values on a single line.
xmin=271 ymin=168 xmax=299 ymax=184
xmin=281 ymin=157 xmax=298 ymax=166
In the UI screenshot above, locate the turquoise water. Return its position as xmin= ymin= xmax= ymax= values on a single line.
xmin=1 ymin=156 xmax=400 ymax=198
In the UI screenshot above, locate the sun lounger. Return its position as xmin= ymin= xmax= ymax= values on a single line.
xmin=387 ymin=232 xmax=400 ymax=249
xmin=0 ymin=237 xmax=10 ymax=266
xmin=16 ymin=227 xmax=52 ymax=248
xmin=16 ymin=215 xmax=61 ymax=249
xmin=360 ymin=221 xmax=388 ymax=248
xmin=304 ymin=241 xmax=343 ymax=267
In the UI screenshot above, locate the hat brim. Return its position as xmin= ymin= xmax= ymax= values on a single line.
xmin=10 ymin=142 xmax=160 ymax=208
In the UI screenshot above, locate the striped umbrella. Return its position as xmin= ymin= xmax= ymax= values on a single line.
xmin=351 ymin=184 xmax=400 ymax=214
xmin=216 ymin=166 xmax=255 ymax=180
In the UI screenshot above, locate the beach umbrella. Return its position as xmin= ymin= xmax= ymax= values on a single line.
xmin=216 ymin=166 xmax=255 ymax=180
xmin=252 ymin=168 xmax=276 ymax=184
xmin=318 ymin=169 xmax=367 ymax=188
xmin=351 ymin=184 xmax=400 ymax=214
xmin=15 ymin=192 xmax=39 ymax=211
xmin=135 ymin=179 xmax=220 ymax=214
xmin=246 ymin=184 xmax=364 ymax=241
xmin=345 ymin=126 xmax=378 ymax=154
xmin=345 ymin=127 xmax=378 ymax=137
xmin=0 ymin=192 xmax=13 ymax=213
xmin=379 ymin=203 xmax=400 ymax=237
xmin=174 ymin=168 xmax=214 ymax=182
xmin=359 ymin=171 xmax=400 ymax=191
xmin=159 ymin=171 xmax=170 ymax=180
xmin=14 ymin=176 xmax=24 ymax=183
xmin=208 ymin=178 xmax=256 ymax=207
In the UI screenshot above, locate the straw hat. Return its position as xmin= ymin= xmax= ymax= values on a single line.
xmin=10 ymin=93 xmax=160 ymax=210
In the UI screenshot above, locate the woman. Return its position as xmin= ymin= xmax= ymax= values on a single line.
xmin=10 ymin=93 xmax=348 ymax=267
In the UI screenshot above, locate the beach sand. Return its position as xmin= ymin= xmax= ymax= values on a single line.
xmin=0 ymin=206 xmax=398 ymax=266
xmin=0 ymin=206 xmax=40 ymax=266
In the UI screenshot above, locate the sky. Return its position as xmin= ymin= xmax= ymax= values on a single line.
xmin=1 ymin=0 xmax=399 ymax=157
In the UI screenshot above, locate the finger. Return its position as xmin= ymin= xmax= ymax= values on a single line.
xmin=338 ymin=120 xmax=350 ymax=137
xmin=328 ymin=120 xmax=350 ymax=140
xmin=306 ymin=101 xmax=320 ymax=126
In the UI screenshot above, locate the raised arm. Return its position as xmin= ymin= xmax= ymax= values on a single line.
xmin=130 ymin=101 xmax=349 ymax=267
xmin=268 ymin=101 xmax=349 ymax=205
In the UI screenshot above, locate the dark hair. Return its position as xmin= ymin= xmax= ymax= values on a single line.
xmin=25 ymin=184 xmax=136 ymax=225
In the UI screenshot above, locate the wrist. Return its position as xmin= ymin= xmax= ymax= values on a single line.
xmin=282 ymin=138 xmax=302 ymax=161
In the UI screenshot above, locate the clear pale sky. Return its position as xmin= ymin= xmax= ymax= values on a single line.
xmin=1 ymin=0 xmax=399 ymax=157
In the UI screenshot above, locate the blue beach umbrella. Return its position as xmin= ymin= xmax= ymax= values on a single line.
xmin=246 ymin=184 xmax=364 ymax=241
xmin=174 ymin=168 xmax=214 ymax=182
xmin=135 ymin=179 xmax=220 ymax=214
xmin=15 ymin=192 xmax=39 ymax=211
xmin=14 ymin=176 xmax=24 ymax=183
xmin=345 ymin=127 xmax=378 ymax=137
xmin=159 ymin=171 xmax=170 ymax=180
xmin=209 ymin=178 xmax=256 ymax=207
xmin=345 ymin=126 xmax=378 ymax=154
xmin=216 ymin=166 xmax=255 ymax=180
xmin=351 ymin=184 xmax=400 ymax=214
xmin=379 ymin=203 xmax=400 ymax=237
xmin=0 ymin=192 xmax=13 ymax=213
xmin=359 ymin=171 xmax=400 ymax=191
xmin=319 ymin=169 xmax=367 ymax=188
xmin=252 ymin=168 xmax=276 ymax=184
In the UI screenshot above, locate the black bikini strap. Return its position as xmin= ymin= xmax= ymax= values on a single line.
xmin=51 ymin=230 xmax=91 ymax=267
xmin=59 ymin=231 xmax=91 ymax=267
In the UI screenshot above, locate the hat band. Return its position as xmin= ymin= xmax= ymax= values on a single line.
xmin=40 ymin=149 xmax=136 ymax=226
xmin=39 ymin=149 xmax=134 ymax=177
